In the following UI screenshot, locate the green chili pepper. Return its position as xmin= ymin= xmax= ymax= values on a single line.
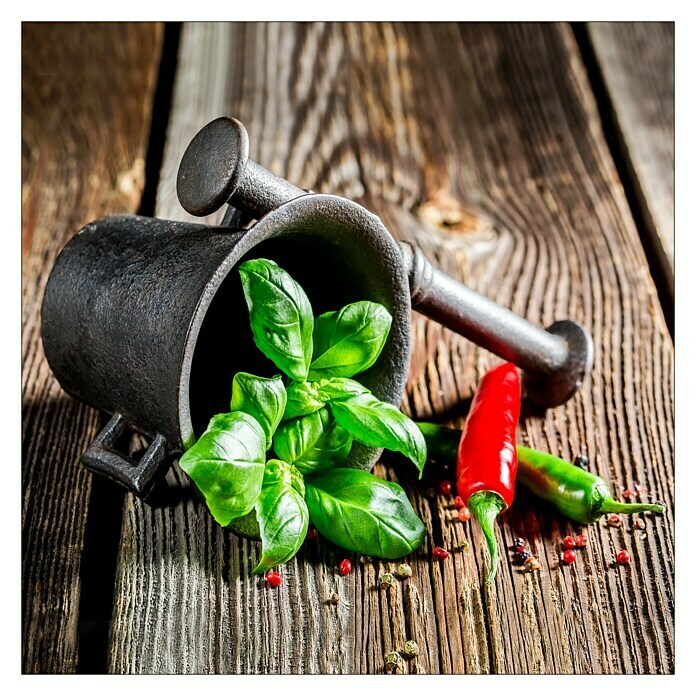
xmin=418 ymin=422 xmax=459 ymax=461
xmin=514 ymin=446 xmax=664 ymax=523
xmin=417 ymin=423 xmax=665 ymax=525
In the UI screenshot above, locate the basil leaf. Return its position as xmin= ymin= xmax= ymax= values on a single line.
xmin=205 ymin=411 xmax=242 ymax=433
xmin=283 ymin=380 xmax=324 ymax=420
xmin=331 ymin=393 xmax=426 ymax=477
xmin=317 ymin=377 xmax=369 ymax=402
xmin=273 ymin=410 xmax=325 ymax=464
xmin=179 ymin=412 xmax=266 ymax=526
xmin=262 ymin=458 xmax=305 ymax=497
xmin=308 ymin=301 xmax=392 ymax=380
xmin=239 ymin=258 xmax=314 ymax=381
xmin=294 ymin=417 xmax=353 ymax=475
xmin=275 ymin=408 xmax=352 ymax=473
xmin=254 ymin=460 xmax=309 ymax=573
xmin=230 ymin=372 xmax=286 ymax=449
xmin=305 ymin=469 xmax=425 ymax=558
xmin=283 ymin=378 xmax=368 ymax=422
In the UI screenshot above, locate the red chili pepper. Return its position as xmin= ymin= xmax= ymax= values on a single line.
xmin=456 ymin=363 xmax=521 ymax=585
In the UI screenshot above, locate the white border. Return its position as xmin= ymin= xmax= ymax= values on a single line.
xmin=5 ymin=2 xmax=692 ymax=691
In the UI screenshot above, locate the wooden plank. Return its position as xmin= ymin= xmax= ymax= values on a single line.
xmin=22 ymin=23 xmax=163 ymax=673
xmin=587 ymin=22 xmax=674 ymax=285
xmin=109 ymin=22 xmax=674 ymax=674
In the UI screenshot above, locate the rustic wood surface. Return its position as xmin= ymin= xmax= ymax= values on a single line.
xmin=105 ymin=22 xmax=674 ymax=674
xmin=588 ymin=22 xmax=674 ymax=287
xmin=21 ymin=23 xmax=163 ymax=673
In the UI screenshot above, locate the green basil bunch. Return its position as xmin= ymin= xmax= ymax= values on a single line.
xmin=180 ymin=258 xmax=426 ymax=571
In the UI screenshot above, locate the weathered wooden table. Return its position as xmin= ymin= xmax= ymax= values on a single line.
xmin=22 ymin=22 xmax=674 ymax=674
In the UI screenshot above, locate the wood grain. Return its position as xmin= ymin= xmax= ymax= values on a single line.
xmin=588 ymin=22 xmax=674 ymax=285
xmin=108 ymin=22 xmax=674 ymax=674
xmin=22 ymin=23 xmax=163 ymax=673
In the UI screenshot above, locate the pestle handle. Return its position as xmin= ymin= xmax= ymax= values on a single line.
xmin=401 ymin=243 xmax=593 ymax=408
xmin=177 ymin=117 xmax=306 ymax=219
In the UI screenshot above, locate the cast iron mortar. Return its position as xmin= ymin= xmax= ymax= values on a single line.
xmin=40 ymin=116 xmax=593 ymax=504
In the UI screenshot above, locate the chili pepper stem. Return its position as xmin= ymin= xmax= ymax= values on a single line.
xmin=467 ymin=490 xmax=506 ymax=585
xmin=598 ymin=499 xmax=665 ymax=516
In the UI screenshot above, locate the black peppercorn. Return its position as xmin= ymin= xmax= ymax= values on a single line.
xmin=574 ymin=454 xmax=589 ymax=469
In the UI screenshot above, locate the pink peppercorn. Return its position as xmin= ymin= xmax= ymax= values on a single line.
xmin=562 ymin=549 xmax=576 ymax=564
xmin=265 ymin=571 xmax=282 ymax=587
xmin=438 ymin=480 xmax=453 ymax=496
xmin=617 ymin=550 xmax=630 ymax=565
xmin=562 ymin=536 xmax=576 ymax=550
